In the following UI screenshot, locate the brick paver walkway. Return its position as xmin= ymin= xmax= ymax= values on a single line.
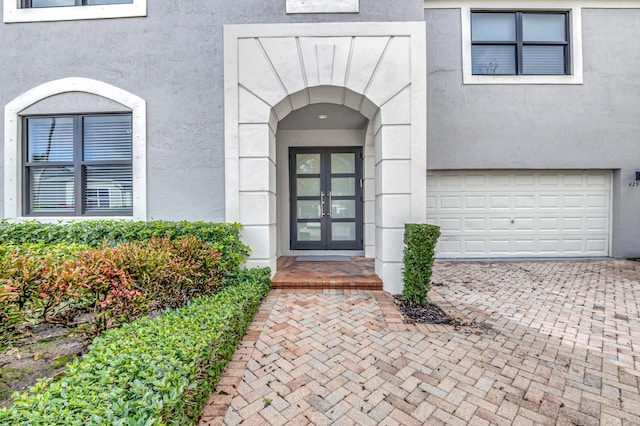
xmin=200 ymin=260 xmax=640 ymax=425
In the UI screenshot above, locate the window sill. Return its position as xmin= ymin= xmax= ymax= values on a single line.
xmin=3 ymin=1 xmax=146 ymax=23
xmin=464 ymin=74 xmax=583 ymax=85
xmin=14 ymin=216 xmax=137 ymax=223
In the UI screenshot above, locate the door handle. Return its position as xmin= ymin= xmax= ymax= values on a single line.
xmin=321 ymin=192 xmax=327 ymax=217
xmin=328 ymin=192 xmax=332 ymax=218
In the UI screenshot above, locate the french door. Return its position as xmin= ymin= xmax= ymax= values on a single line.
xmin=290 ymin=147 xmax=363 ymax=250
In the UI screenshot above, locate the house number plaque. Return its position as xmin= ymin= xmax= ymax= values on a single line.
xmin=286 ymin=0 xmax=359 ymax=14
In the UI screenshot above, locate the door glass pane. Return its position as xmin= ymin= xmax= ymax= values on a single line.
xmin=331 ymin=200 xmax=355 ymax=219
xmin=297 ymin=178 xmax=321 ymax=196
xmin=83 ymin=115 xmax=132 ymax=161
xmin=523 ymin=14 xmax=566 ymax=42
xmin=27 ymin=117 xmax=74 ymax=162
xmin=298 ymin=223 xmax=321 ymax=241
xmin=522 ymin=46 xmax=566 ymax=75
xmin=471 ymin=13 xmax=516 ymax=42
xmin=297 ymin=200 xmax=322 ymax=219
xmin=331 ymin=153 xmax=355 ymax=174
xmin=296 ymin=154 xmax=320 ymax=174
xmin=29 ymin=167 xmax=75 ymax=212
xmin=331 ymin=178 xmax=355 ymax=196
xmin=332 ymin=223 xmax=356 ymax=241
xmin=472 ymin=45 xmax=516 ymax=75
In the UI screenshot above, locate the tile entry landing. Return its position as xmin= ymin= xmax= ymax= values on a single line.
xmin=271 ymin=256 xmax=382 ymax=290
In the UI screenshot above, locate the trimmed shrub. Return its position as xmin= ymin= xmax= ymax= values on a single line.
xmin=0 ymin=268 xmax=271 ymax=425
xmin=0 ymin=220 xmax=249 ymax=273
xmin=401 ymin=223 xmax=440 ymax=305
xmin=0 ymin=243 xmax=88 ymax=346
xmin=0 ymin=238 xmax=228 ymax=343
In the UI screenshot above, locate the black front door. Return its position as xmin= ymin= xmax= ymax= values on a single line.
xmin=290 ymin=147 xmax=363 ymax=250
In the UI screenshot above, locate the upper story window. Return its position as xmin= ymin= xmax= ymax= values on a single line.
xmin=23 ymin=114 xmax=133 ymax=216
xmin=471 ymin=11 xmax=569 ymax=76
xmin=24 ymin=0 xmax=132 ymax=7
xmin=460 ymin=6 xmax=582 ymax=85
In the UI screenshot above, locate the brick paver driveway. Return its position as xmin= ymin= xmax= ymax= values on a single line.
xmin=201 ymin=260 xmax=640 ymax=425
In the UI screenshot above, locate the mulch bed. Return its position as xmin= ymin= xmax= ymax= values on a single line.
xmin=393 ymin=296 xmax=462 ymax=326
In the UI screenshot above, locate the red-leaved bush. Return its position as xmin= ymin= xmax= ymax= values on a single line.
xmin=1 ymin=237 xmax=226 ymax=341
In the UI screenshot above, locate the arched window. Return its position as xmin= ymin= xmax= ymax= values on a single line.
xmin=4 ymin=77 xmax=147 ymax=220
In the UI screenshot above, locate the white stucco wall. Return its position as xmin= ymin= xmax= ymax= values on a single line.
xmin=224 ymin=22 xmax=427 ymax=293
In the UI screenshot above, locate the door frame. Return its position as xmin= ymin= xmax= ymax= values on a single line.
xmin=289 ymin=146 xmax=364 ymax=250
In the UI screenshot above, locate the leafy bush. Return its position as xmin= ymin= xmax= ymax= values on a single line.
xmin=401 ymin=223 xmax=440 ymax=305
xmin=0 ymin=268 xmax=271 ymax=426
xmin=0 ymin=220 xmax=249 ymax=273
xmin=0 ymin=237 xmax=229 ymax=346
xmin=0 ymin=243 xmax=87 ymax=345
xmin=0 ymin=285 xmax=22 ymax=347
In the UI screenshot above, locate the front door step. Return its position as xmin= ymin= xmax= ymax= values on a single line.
xmin=271 ymin=256 xmax=383 ymax=290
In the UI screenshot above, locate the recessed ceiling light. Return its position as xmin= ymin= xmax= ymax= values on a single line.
xmin=318 ymin=114 xmax=328 ymax=119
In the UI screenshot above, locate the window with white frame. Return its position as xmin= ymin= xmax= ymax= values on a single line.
xmin=23 ymin=114 xmax=133 ymax=216
xmin=471 ymin=11 xmax=570 ymax=76
xmin=460 ymin=6 xmax=582 ymax=85
xmin=4 ymin=0 xmax=145 ymax=23
xmin=23 ymin=0 xmax=132 ymax=7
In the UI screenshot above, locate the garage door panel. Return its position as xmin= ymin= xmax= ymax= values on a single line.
xmin=489 ymin=175 xmax=511 ymax=186
xmin=539 ymin=195 xmax=560 ymax=208
xmin=440 ymin=175 xmax=463 ymax=187
xmin=539 ymin=240 xmax=560 ymax=252
xmin=464 ymin=240 xmax=487 ymax=254
xmin=439 ymin=240 xmax=462 ymax=254
xmin=489 ymin=240 xmax=511 ymax=253
xmin=465 ymin=196 xmax=486 ymax=208
xmin=490 ymin=218 xmax=510 ymax=230
xmin=562 ymin=175 xmax=583 ymax=185
xmin=440 ymin=196 xmax=461 ymax=209
xmin=465 ymin=218 xmax=486 ymax=231
xmin=562 ymin=217 xmax=584 ymax=230
xmin=539 ymin=217 xmax=561 ymax=231
xmin=514 ymin=218 xmax=536 ymax=231
xmin=515 ymin=175 xmax=536 ymax=185
xmin=561 ymin=240 xmax=584 ymax=252
xmin=514 ymin=196 xmax=536 ymax=208
xmin=426 ymin=195 xmax=436 ymax=209
xmin=587 ymin=195 xmax=607 ymax=208
xmin=465 ymin=175 xmax=487 ymax=186
xmin=562 ymin=195 xmax=584 ymax=208
xmin=440 ymin=218 xmax=462 ymax=231
xmin=587 ymin=174 xmax=608 ymax=186
xmin=587 ymin=217 xmax=607 ymax=231
xmin=539 ymin=175 xmax=560 ymax=185
xmin=490 ymin=196 xmax=511 ymax=208
xmin=586 ymin=239 xmax=608 ymax=252
xmin=427 ymin=170 xmax=611 ymax=258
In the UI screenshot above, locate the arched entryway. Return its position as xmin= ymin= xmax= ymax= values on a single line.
xmin=224 ymin=22 xmax=427 ymax=293
xmin=276 ymin=101 xmax=374 ymax=258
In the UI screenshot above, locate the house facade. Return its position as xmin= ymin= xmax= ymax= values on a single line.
xmin=2 ymin=0 xmax=639 ymax=293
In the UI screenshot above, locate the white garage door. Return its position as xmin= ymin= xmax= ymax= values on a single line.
xmin=426 ymin=170 xmax=611 ymax=258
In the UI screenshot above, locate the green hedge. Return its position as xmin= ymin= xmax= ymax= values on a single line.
xmin=0 ymin=220 xmax=249 ymax=273
xmin=401 ymin=223 xmax=440 ymax=305
xmin=0 ymin=268 xmax=271 ymax=426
